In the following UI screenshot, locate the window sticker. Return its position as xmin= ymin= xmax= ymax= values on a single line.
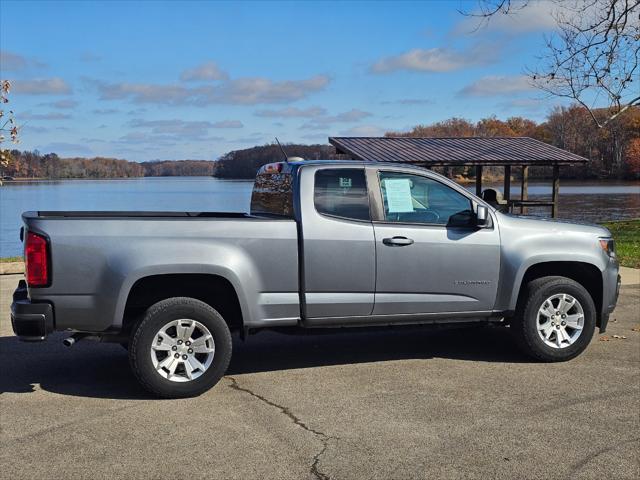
xmin=384 ymin=178 xmax=414 ymax=213
xmin=339 ymin=177 xmax=352 ymax=188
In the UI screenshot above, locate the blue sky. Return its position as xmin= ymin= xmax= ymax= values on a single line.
xmin=1 ymin=0 xmax=566 ymax=161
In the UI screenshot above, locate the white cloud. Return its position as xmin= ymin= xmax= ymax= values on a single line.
xmin=458 ymin=75 xmax=534 ymax=97
xmin=36 ymin=142 xmax=93 ymax=156
xmin=13 ymin=78 xmax=71 ymax=95
xmin=44 ymin=99 xmax=78 ymax=109
xmin=93 ymin=108 xmax=119 ymax=114
xmin=339 ymin=125 xmax=387 ymax=136
xmin=212 ymin=120 xmax=243 ymax=128
xmin=180 ymin=61 xmax=229 ymax=82
xmin=0 ymin=50 xmax=47 ymax=71
xmin=22 ymin=125 xmax=49 ymax=134
xmin=130 ymin=118 xmax=214 ymax=138
xmin=454 ymin=1 xmax=558 ymax=35
xmin=498 ymin=98 xmax=543 ymax=109
xmin=95 ymin=74 xmax=329 ymax=105
xmin=301 ymin=109 xmax=372 ymax=130
xmin=371 ymin=44 xmax=498 ymax=74
xmin=21 ymin=111 xmax=72 ymax=120
xmin=215 ymin=75 xmax=330 ymax=104
xmin=380 ymin=98 xmax=434 ymax=105
xmin=233 ymin=134 xmax=267 ymax=144
xmin=80 ymin=52 xmax=102 ymax=63
xmin=255 ymin=106 xmax=327 ymax=118
xmin=301 ymin=133 xmax=330 ymax=141
xmin=1 ymin=51 xmax=27 ymax=70
xmin=98 ymin=82 xmax=192 ymax=103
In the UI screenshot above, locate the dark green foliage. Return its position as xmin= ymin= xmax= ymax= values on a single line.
xmin=213 ymin=143 xmax=338 ymax=179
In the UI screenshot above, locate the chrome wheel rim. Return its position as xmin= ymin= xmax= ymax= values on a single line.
xmin=150 ymin=319 xmax=215 ymax=382
xmin=536 ymin=294 xmax=584 ymax=349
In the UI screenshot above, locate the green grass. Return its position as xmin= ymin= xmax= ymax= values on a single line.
xmin=0 ymin=256 xmax=23 ymax=263
xmin=603 ymin=219 xmax=640 ymax=269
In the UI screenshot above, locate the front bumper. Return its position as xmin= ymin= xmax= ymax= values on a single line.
xmin=10 ymin=280 xmax=54 ymax=341
xmin=599 ymin=265 xmax=621 ymax=333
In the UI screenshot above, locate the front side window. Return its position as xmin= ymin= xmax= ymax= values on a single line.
xmin=314 ymin=168 xmax=370 ymax=221
xmin=378 ymin=171 xmax=473 ymax=226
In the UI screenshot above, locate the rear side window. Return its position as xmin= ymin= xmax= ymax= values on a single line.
xmin=250 ymin=172 xmax=294 ymax=217
xmin=314 ymin=169 xmax=370 ymax=221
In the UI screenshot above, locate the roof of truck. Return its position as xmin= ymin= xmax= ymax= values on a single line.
xmin=283 ymin=159 xmax=443 ymax=173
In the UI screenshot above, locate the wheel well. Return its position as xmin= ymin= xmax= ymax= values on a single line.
xmin=518 ymin=262 xmax=602 ymax=323
xmin=122 ymin=274 xmax=243 ymax=332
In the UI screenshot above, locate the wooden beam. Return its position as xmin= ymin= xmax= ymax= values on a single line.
xmin=551 ymin=164 xmax=560 ymax=218
xmin=475 ymin=165 xmax=483 ymax=196
xmin=520 ymin=165 xmax=529 ymax=214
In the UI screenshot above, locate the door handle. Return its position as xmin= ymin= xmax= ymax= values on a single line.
xmin=383 ymin=236 xmax=414 ymax=246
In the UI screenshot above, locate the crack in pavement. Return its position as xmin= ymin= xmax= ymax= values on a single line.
xmin=569 ymin=437 xmax=640 ymax=475
xmin=226 ymin=376 xmax=335 ymax=480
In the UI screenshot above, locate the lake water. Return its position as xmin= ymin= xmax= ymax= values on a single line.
xmin=1 ymin=177 xmax=638 ymax=258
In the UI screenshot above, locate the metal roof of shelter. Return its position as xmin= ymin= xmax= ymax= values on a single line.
xmin=329 ymin=136 xmax=588 ymax=166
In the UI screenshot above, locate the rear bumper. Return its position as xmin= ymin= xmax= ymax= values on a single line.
xmin=10 ymin=280 xmax=54 ymax=341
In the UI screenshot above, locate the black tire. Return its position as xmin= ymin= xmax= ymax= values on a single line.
xmin=511 ymin=276 xmax=596 ymax=362
xmin=129 ymin=297 xmax=232 ymax=398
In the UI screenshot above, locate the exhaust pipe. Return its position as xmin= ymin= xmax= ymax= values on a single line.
xmin=63 ymin=332 xmax=127 ymax=346
xmin=63 ymin=333 xmax=89 ymax=347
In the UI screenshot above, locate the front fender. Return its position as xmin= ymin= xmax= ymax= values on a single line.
xmin=501 ymin=254 xmax=606 ymax=312
xmin=493 ymin=213 xmax=609 ymax=313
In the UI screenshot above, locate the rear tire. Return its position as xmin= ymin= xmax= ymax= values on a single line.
xmin=129 ymin=297 xmax=232 ymax=398
xmin=511 ymin=276 xmax=596 ymax=362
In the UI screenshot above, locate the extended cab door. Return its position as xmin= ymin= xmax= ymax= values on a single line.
xmin=371 ymin=168 xmax=500 ymax=316
xmin=299 ymin=166 xmax=376 ymax=321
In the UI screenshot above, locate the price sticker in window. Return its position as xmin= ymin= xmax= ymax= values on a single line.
xmin=339 ymin=177 xmax=352 ymax=188
xmin=385 ymin=178 xmax=414 ymax=213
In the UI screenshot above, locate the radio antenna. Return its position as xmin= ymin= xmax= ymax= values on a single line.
xmin=275 ymin=137 xmax=289 ymax=162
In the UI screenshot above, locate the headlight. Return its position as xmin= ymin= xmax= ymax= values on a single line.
xmin=599 ymin=238 xmax=616 ymax=257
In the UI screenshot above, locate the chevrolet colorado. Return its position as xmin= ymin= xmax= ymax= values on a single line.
xmin=11 ymin=160 xmax=620 ymax=397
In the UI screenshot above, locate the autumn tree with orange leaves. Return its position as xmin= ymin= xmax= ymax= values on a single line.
xmin=1 ymin=80 xmax=20 ymax=174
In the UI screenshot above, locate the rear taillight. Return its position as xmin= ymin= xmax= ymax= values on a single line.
xmin=25 ymin=231 xmax=49 ymax=287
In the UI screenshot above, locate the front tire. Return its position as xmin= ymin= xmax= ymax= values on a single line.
xmin=129 ymin=297 xmax=232 ymax=398
xmin=511 ymin=276 xmax=596 ymax=362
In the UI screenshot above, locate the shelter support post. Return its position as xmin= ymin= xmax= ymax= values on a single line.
xmin=520 ymin=165 xmax=529 ymax=214
xmin=551 ymin=164 xmax=560 ymax=218
xmin=504 ymin=165 xmax=511 ymax=211
xmin=475 ymin=165 xmax=483 ymax=197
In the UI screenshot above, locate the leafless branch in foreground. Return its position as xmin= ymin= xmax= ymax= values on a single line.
xmin=464 ymin=0 xmax=640 ymax=128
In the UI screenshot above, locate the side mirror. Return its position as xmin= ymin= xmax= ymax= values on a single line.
xmin=476 ymin=205 xmax=489 ymax=227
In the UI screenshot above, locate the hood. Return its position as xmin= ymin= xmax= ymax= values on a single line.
xmin=495 ymin=212 xmax=612 ymax=237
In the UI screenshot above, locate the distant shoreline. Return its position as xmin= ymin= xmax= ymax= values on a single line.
xmin=2 ymin=176 xmax=639 ymax=184
xmin=1 ymin=175 xmax=219 ymax=183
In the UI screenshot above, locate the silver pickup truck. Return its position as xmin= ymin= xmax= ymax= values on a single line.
xmin=11 ymin=160 xmax=620 ymax=397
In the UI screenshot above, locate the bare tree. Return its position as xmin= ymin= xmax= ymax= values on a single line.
xmin=1 ymin=80 xmax=20 ymax=173
xmin=464 ymin=0 xmax=640 ymax=128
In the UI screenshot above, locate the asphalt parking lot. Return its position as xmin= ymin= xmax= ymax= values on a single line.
xmin=1 ymin=273 xmax=638 ymax=480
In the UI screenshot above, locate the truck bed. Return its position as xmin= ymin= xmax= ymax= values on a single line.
xmin=22 ymin=211 xmax=300 ymax=332
xmin=26 ymin=211 xmax=258 ymax=219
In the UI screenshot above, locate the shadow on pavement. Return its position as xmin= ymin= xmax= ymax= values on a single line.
xmin=0 ymin=324 xmax=528 ymax=400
